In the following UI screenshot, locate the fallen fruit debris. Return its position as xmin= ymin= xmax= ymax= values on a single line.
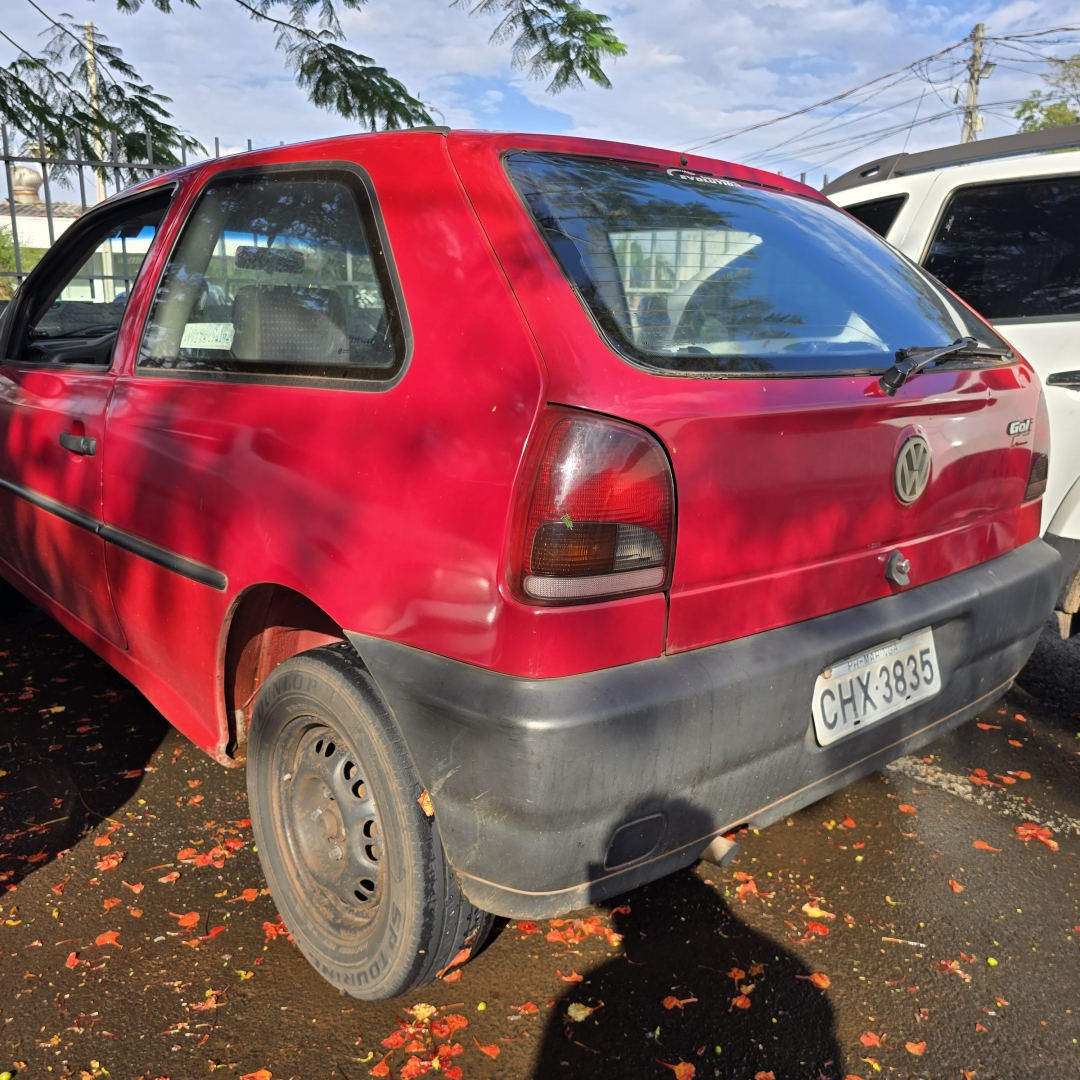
xmin=1015 ymin=822 xmax=1059 ymax=851
xmin=656 ymin=1060 xmax=696 ymax=1080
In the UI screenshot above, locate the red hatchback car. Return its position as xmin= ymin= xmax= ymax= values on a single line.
xmin=0 ymin=129 xmax=1060 ymax=999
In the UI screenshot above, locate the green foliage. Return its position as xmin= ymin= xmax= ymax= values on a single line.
xmin=0 ymin=225 xmax=46 ymax=299
xmin=1016 ymin=93 xmax=1080 ymax=132
xmin=1038 ymin=53 xmax=1080 ymax=111
xmin=111 ymin=0 xmax=200 ymax=11
xmin=0 ymin=14 xmax=202 ymax=179
xmin=1 ymin=0 xmax=625 ymax=161
xmin=231 ymin=0 xmax=625 ymax=126
xmin=289 ymin=40 xmax=432 ymax=130
xmin=459 ymin=0 xmax=627 ymax=92
xmin=233 ymin=0 xmax=432 ymax=129
xmin=39 ymin=16 xmax=203 ymax=173
xmin=0 ymin=224 xmax=15 ymax=300
xmin=0 ymin=58 xmax=59 ymax=139
xmin=1016 ymin=55 xmax=1080 ymax=132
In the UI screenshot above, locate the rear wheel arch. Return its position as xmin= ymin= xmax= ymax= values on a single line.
xmin=221 ymin=583 xmax=346 ymax=759
xmin=246 ymin=643 xmax=493 ymax=997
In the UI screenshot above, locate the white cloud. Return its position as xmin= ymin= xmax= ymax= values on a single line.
xmin=2 ymin=0 xmax=1078 ymax=189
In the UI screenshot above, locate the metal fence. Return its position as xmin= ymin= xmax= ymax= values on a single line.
xmin=1 ymin=125 xmax=276 ymax=297
xmin=0 ymin=123 xmax=185 ymax=293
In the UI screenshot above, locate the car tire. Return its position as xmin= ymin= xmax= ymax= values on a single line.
xmin=246 ymin=642 xmax=492 ymax=999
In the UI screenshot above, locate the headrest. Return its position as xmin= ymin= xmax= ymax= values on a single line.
xmin=231 ymin=286 xmax=348 ymax=365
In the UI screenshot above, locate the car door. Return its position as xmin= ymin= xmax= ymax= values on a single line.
xmin=0 ymin=187 xmax=174 ymax=645
xmin=101 ymin=160 xmax=413 ymax=747
xmin=920 ymin=174 xmax=1080 ymax=530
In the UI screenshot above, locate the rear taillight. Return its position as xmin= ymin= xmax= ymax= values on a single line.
xmin=513 ymin=411 xmax=675 ymax=603
xmin=1025 ymin=452 xmax=1048 ymax=500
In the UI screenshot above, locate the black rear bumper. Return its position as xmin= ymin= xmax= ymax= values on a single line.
xmin=347 ymin=539 xmax=1060 ymax=919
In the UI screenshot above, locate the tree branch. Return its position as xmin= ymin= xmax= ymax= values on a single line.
xmin=458 ymin=0 xmax=625 ymax=92
xmin=232 ymin=0 xmax=433 ymax=129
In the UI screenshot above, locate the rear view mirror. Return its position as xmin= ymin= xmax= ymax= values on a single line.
xmin=234 ymin=246 xmax=305 ymax=274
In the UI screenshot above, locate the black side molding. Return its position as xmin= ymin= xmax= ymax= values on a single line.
xmin=0 ymin=472 xmax=227 ymax=591
xmin=0 ymin=473 xmax=100 ymax=532
xmin=99 ymin=522 xmax=227 ymax=590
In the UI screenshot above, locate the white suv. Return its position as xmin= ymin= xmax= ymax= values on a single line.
xmin=828 ymin=126 xmax=1080 ymax=638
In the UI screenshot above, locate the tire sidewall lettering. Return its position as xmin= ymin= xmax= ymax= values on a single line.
xmin=270 ymin=672 xmax=321 ymax=698
xmin=249 ymin=647 xmax=484 ymax=1000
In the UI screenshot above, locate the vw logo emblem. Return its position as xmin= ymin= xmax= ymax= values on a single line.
xmin=895 ymin=436 xmax=931 ymax=503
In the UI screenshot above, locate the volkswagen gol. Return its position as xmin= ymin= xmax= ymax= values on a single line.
xmin=0 ymin=130 xmax=1060 ymax=998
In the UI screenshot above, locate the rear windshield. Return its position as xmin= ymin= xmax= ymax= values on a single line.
xmin=506 ymin=153 xmax=1006 ymax=376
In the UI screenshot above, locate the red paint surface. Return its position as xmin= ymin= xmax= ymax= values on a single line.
xmin=450 ymin=132 xmax=1045 ymax=652
xmin=0 ymin=368 xmax=125 ymax=646
xmin=0 ymin=130 xmax=1047 ymax=760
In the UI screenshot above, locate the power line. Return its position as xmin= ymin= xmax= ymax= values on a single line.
xmin=744 ymin=83 xmax=930 ymax=164
xmin=682 ymin=37 xmax=971 ymax=152
xmin=23 ymin=0 xmax=120 ymax=86
xmin=747 ymin=92 xmax=1025 ymax=172
xmin=762 ymin=105 xmax=966 ymax=164
xmin=684 ymin=21 xmax=1080 ymax=162
xmin=994 ymin=23 xmax=1080 ymax=40
xmin=740 ymin=77 xmax=923 ymax=163
xmin=803 ymin=100 xmax=1025 ymax=167
xmin=0 ymin=25 xmax=100 ymax=118
xmin=900 ymin=88 xmax=926 ymax=153
xmin=748 ymin=60 xmax=970 ymax=166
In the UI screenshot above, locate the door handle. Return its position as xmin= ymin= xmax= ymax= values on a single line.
xmin=59 ymin=432 xmax=97 ymax=456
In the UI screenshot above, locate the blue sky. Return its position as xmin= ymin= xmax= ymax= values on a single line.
xmin=429 ymin=74 xmax=574 ymax=134
xmin=3 ymin=0 xmax=1078 ymax=192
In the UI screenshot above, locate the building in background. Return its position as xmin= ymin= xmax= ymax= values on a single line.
xmin=2 ymin=165 xmax=85 ymax=247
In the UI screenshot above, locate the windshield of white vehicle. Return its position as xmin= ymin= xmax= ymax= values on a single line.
xmin=506 ymin=153 xmax=1009 ymax=375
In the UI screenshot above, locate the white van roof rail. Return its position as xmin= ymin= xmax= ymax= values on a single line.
xmin=823 ymin=123 xmax=1080 ymax=197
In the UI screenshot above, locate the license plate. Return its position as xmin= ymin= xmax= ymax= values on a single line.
xmin=811 ymin=628 xmax=941 ymax=747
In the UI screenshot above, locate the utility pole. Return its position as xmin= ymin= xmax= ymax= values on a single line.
xmin=961 ymin=23 xmax=995 ymax=143
xmin=85 ymin=21 xmax=107 ymax=204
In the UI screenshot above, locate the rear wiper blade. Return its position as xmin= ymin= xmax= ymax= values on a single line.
xmin=879 ymin=336 xmax=1010 ymax=396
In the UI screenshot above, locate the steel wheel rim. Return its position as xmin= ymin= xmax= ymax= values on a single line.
xmin=277 ymin=717 xmax=383 ymax=930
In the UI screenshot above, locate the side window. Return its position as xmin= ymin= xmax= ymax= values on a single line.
xmin=843 ymin=195 xmax=906 ymax=239
xmin=139 ymin=169 xmax=405 ymax=381
xmin=923 ymin=177 xmax=1080 ymax=320
xmin=13 ymin=197 xmax=167 ymax=367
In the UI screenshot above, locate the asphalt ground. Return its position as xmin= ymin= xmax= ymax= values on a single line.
xmin=1 ymin=591 xmax=1079 ymax=1080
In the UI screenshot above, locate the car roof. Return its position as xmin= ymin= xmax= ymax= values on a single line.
xmin=823 ymin=123 xmax=1080 ymax=198
xmin=144 ymin=128 xmax=831 ymax=207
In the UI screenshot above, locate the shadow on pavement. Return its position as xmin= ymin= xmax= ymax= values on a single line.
xmin=0 ymin=592 xmax=170 ymax=889
xmin=1014 ymin=617 xmax=1080 ymax=723
xmin=533 ymin=864 xmax=844 ymax=1079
